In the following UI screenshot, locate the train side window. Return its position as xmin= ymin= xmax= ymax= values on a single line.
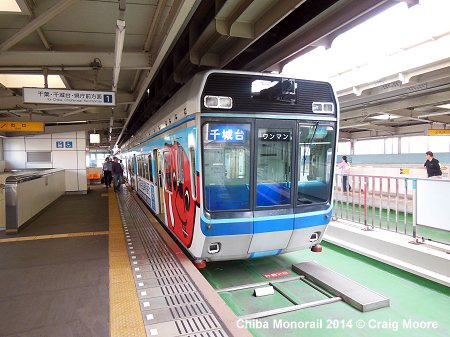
xmin=137 ymin=156 xmax=141 ymax=177
xmin=177 ymin=147 xmax=184 ymax=183
xmin=202 ymin=123 xmax=251 ymax=211
xmin=163 ymin=151 xmax=172 ymax=192
xmin=143 ymin=157 xmax=149 ymax=180
xmin=148 ymin=154 xmax=154 ymax=183
xmin=141 ymin=156 xmax=145 ymax=179
xmin=189 ymin=145 xmax=197 ymax=200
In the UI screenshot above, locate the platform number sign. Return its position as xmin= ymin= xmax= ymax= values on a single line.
xmin=56 ymin=141 xmax=64 ymax=148
xmin=65 ymin=141 xmax=73 ymax=148
xmin=103 ymin=94 xmax=113 ymax=104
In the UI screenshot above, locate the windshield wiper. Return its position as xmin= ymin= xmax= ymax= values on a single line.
xmin=302 ymin=122 xmax=319 ymax=176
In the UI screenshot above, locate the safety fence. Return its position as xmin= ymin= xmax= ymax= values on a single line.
xmin=333 ymin=174 xmax=449 ymax=245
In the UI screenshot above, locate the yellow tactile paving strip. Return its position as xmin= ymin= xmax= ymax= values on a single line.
xmin=109 ymin=189 xmax=146 ymax=337
xmin=0 ymin=231 xmax=109 ymax=243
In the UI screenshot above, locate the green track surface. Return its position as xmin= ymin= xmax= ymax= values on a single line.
xmin=201 ymin=242 xmax=450 ymax=337
xmin=334 ymin=201 xmax=450 ymax=243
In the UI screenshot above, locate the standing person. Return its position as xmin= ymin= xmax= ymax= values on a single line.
xmin=338 ymin=155 xmax=351 ymax=192
xmin=111 ymin=157 xmax=124 ymax=192
xmin=103 ymin=157 xmax=113 ymax=188
xmin=119 ymin=159 xmax=125 ymax=184
xmin=424 ymin=151 xmax=442 ymax=178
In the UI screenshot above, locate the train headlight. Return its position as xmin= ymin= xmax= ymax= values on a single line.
xmin=218 ymin=96 xmax=233 ymax=109
xmin=204 ymin=95 xmax=219 ymax=108
xmin=312 ymin=102 xmax=334 ymax=114
xmin=204 ymin=96 xmax=233 ymax=109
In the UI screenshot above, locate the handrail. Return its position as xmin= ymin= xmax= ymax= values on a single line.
xmin=333 ymin=173 xmax=448 ymax=245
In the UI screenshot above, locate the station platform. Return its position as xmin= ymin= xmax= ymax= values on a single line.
xmin=0 ymin=184 xmax=448 ymax=337
xmin=0 ymin=185 xmax=251 ymax=337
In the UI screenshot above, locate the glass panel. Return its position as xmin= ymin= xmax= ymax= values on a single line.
xmin=203 ymin=123 xmax=251 ymax=211
xmin=298 ymin=124 xmax=335 ymax=205
xmin=337 ymin=141 xmax=351 ymax=155
xmin=256 ymin=127 xmax=292 ymax=207
xmin=143 ymin=157 xmax=149 ymax=180
xmin=354 ymin=138 xmax=384 ymax=154
xmin=148 ymin=155 xmax=154 ymax=182
xmin=128 ymin=158 xmax=134 ymax=175
xmin=163 ymin=152 xmax=172 ymax=191
xmin=177 ymin=148 xmax=184 ymax=183
xmin=189 ymin=146 xmax=197 ymax=199
xmin=400 ymin=136 xmax=427 ymax=154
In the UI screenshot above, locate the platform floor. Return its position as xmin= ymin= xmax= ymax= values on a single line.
xmin=0 ymin=187 xmax=109 ymax=337
xmin=0 ymin=185 xmax=248 ymax=337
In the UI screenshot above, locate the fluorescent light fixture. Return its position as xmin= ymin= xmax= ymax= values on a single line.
xmin=0 ymin=0 xmax=21 ymax=12
xmin=0 ymin=74 xmax=66 ymax=88
xmin=109 ymin=116 xmax=114 ymax=134
xmin=112 ymin=19 xmax=126 ymax=91
xmin=90 ymin=134 xmax=101 ymax=144
xmin=437 ymin=104 xmax=450 ymax=110
xmin=418 ymin=111 xmax=450 ymax=118
xmin=369 ymin=114 xmax=401 ymax=120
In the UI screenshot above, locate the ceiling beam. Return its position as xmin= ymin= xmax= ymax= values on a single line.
xmin=44 ymin=122 xmax=109 ymax=134
xmin=116 ymin=0 xmax=200 ymax=147
xmin=243 ymin=0 xmax=388 ymax=71
xmin=0 ymin=110 xmax=127 ymax=123
xmin=0 ymin=51 xmax=150 ymax=70
xmin=340 ymin=120 xmax=397 ymax=133
xmin=0 ymin=0 xmax=79 ymax=52
xmin=19 ymin=0 xmax=52 ymax=50
xmin=144 ymin=0 xmax=167 ymax=52
xmin=340 ymin=90 xmax=450 ymax=119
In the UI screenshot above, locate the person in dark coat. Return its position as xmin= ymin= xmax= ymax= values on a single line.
xmin=111 ymin=157 xmax=124 ymax=191
xmin=424 ymin=151 xmax=442 ymax=178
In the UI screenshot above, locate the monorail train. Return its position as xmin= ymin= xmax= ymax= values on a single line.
xmin=121 ymin=70 xmax=339 ymax=265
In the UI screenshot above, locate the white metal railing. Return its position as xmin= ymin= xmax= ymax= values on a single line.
xmin=332 ymin=174 xmax=449 ymax=245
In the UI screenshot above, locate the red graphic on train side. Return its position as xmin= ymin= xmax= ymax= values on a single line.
xmin=163 ymin=142 xmax=199 ymax=248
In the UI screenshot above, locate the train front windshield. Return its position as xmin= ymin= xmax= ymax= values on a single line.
xmin=202 ymin=122 xmax=335 ymax=213
xmin=297 ymin=124 xmax=335 ymax=205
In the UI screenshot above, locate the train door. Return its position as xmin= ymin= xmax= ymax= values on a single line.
xmin=154 ymin=149 xmax=165 ymax=218
xmin=249 ymin=119 xmax=296 ymax=253
xmin=132 ymin=154 xmax=138 ymax=190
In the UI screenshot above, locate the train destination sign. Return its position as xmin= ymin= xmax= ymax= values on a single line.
xmin=0 ymin=121 xmax=44 ymax=132
xmin=208 ymin=125 xmax=247 ymax=142
xmin=23 ymin=88 xmax=115 ymax=106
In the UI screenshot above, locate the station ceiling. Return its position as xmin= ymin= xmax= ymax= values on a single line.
xmin=1 ymin=0 xmax=446 ymax=150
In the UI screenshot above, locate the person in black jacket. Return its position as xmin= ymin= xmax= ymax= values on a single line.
xmin=111 ymin=157 xmax=124 ymax=191
xmin=424 ymin=151 xmax=442 ymax=178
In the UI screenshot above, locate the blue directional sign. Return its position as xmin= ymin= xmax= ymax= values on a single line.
xmin=56 ymin=141 xmax=64 ymax=148
xmin=65 ymin=141 xmax=73 ymax=148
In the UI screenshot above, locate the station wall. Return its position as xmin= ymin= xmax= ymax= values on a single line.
xmin=3 ymin=131 xmax=87 ymax=192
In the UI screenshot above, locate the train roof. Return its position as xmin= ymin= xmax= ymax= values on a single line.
xmin=122 ymin=70 xmax=335 ymax=151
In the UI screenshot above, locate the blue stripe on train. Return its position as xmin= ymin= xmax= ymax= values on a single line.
xmin=200 ymin=208 xmax=332 ymax=236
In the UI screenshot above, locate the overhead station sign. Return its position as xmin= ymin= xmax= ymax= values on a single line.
xmin=0 ymin=121 xmax=44 ymax=132
xmin=428 ymin=129 xmax=450 ymax=136
xmin=23 ymin=88 xmax=115 ymax=106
